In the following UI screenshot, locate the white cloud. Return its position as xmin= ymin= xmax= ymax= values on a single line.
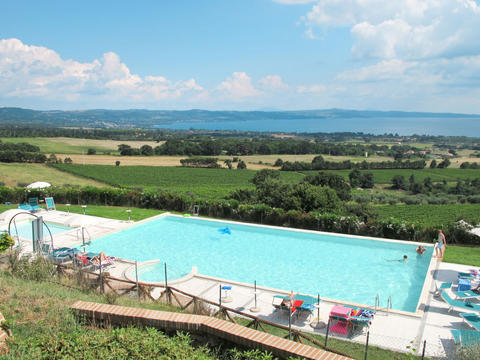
xmin=297 ymin=84 xmax=326 ymax=93
xmin=0 ymin=38 xmax=206 ymax=105
xmin=217 ymin=72 xmax=261 ymax=101
xmin=258 ymin=75 xmax=289 ymax=91
xmin=302 ymin=0 xmax=480 ymax=60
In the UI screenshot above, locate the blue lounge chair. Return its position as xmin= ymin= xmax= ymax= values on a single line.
xmin=451 ymin=329 xmax=480 ymax=347
xmin=461 ymin=313 xmax=480 ymax=331
xmin=455 ymin=290 xmax=480 ymax=300
xmin=441 ymin=291 xmax=480 ymax=313
xmin=28 ymin=197 xmax=42 ymax=212
xmin=45 ymin=197 xmax=56 ymax=211
xmin=18 ymin=203 xmax=34 ymax=211
xmin=434 ymin=282 xmax=452 ymax=296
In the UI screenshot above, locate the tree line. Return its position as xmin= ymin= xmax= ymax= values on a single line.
xmin=280 ymin=156 xmax=426 ymax=171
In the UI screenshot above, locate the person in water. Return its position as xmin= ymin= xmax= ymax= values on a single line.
xmin=416 ymin=245 xmax=426 ymax=255
xmin=435 ymin=230 xmax=447 ymax=258
xmin=387 ymin=255 xmax=408 ymax=262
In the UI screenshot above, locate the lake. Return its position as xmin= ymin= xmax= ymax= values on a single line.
xmin=157 ymin=116 xmax=480 ymax=136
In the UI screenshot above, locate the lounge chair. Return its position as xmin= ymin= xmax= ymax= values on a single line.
xmin=441 ymin=291 xmax=480 ymax=313
xmin=451 ymin=329 xmax=480 ymax=347
xmin=455 ymin=290 xmax=480 ymax=300
xmin=434 ymin=282 xmax=452 ymax=297
xmin=18 ymin=203 xmax=34 ymax=211
xmin=28 ymin=197 xmax=42 ymax=212
xmin=461 ymin=313 xmax=480 ymax=331
xmin=345 ymin=305 xmax=375 ymax=333
xmin=45 ymin=197 xmax=56 ymax=211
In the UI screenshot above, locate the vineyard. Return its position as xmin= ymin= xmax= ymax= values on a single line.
xmin=302 ymin=168 xmax=480 ymax=184
xmin=376 ymin=203 xmax=480 ymax=227
xmin=51 ymin=164 xmax=305 ymax=199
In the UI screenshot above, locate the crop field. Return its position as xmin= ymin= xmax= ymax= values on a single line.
xmin=0 ymin=137 xmax=160 ymax=155
xmin=52 ymin=164 xmax=305 ymax=199
xmin=0 ymin=163 xmax=108 ymax=188
xmin=376 ymin=203 xmax=480 ymax=227
xmin=302 ymin=168 xmax=480 ymax=184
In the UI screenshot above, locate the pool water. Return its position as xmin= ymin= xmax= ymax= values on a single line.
xmin=88 ymin=216 xmax=433 ymax=312
xmin=0 ymin=221 xmax=72 ymax=240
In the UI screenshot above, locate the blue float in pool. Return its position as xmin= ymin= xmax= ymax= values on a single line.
xmin=218 ymin=226 xmax=231 ymax=235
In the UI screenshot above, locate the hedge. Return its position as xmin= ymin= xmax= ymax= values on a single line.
xmin=1 ymin=186 xmax=478 ymax=245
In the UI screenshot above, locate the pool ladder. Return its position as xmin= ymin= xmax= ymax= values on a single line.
xmin=375 ymin=294 xmax=393 ymax=315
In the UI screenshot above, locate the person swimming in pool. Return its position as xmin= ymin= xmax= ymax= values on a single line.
xmin=416 ymin=245 xmax=426 ymax=255
xmin=387 ymin=255 xmax=408 ymax=262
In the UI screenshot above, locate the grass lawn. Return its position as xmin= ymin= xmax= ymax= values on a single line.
xmin=0 ymin=163 xmax=108 ymax=188
xmin=443 ymin=245 xmax=480 ymax=267
xmin=55 ymin=204 xmax=164 ymax=222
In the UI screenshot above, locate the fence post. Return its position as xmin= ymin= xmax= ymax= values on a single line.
xmin=288 ymin=306 xmax=292 ymax=340
xmin=164 ymin=262 xmax=170 ymax=304
xmin=325 ymin=318 xmax=330 ymax=347
xmin=364 ymin=331 xmax=370 ymax=360
xmin=72 ymin=248 xmax=76 ymax=271
xmin=421 ymin=340 xmax=426 ymax=360
xmin=99 ymin=256 xmax=103 ymax=294
xmin=135 ymin=260 xmax=140 ymax=301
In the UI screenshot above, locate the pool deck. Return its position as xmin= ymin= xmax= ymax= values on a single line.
xmin=4 ymin=209 xmax=478 ymax=359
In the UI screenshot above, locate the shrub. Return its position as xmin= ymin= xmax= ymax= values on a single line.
xmin=87 ymin=148 xmax=96 ymax=155
xmin=8 ymin=251 xmax=56 ymax=281
xmin=0 ymin=233 xmax=14 ymax=253
xmin=455 ymin=343 xmax=480 ymax=360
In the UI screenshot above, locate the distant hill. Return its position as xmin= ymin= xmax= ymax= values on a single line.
xmin=0 ymin=107 xmax=479 ymax=129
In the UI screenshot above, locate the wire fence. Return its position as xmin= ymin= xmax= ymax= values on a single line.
xmin=49 ymin=260 xmax=455 ymax=360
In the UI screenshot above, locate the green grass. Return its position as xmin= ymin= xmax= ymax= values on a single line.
xmin=443 ymin=245 xmax=480 ymax=266
xmin=51 ymin=164 xmax=305 ymax=200
xmin=376 ymin=204 xmax=480 ymax=227
xmin=0 ymin=163 xmax=108 ymax=188
xmin=302 ymin=168 xmax=480 ymax=184
xmin=55 ymin=204 xmax=164 ymax=221
xmin=0 ymin=137 xmax=114 ymax=155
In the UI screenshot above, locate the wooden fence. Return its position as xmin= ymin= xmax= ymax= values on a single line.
xmin=57 ymin=263 xmax=353 ymax=359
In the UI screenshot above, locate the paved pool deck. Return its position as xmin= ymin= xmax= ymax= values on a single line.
xmin=3 ymin=209 xmax=478 ymax=359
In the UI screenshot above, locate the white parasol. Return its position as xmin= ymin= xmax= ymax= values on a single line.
xmin=25 ymin=181 xmax=51 ymax=189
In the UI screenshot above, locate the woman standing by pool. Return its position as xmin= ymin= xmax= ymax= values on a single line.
xmin=435 ymin=230 xmax=446 ymax=258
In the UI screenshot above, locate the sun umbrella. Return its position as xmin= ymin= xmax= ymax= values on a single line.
xmin=25 ymin=181 xmax=51 ymax=189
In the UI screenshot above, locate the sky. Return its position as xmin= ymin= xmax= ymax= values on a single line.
xmin=1 ymin=0 xmax=480 ymax=113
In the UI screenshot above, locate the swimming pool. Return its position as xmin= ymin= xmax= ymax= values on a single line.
xmin=0 ymin=221 xmax=73 ymax=240
xmin=88 ymin=215 xmax=433 ymax=312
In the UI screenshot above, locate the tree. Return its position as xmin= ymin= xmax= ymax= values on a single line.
xmin=429 ymin=159 xmax=437 ymax=168
xmin=251 ymin=169 xmax=279 ymax=186
xmin=46 ymin=154 xmax=57 ymax=164
xmin=224 ymin=159 xmax=233 ymax=169
xmin=303 ymin=172 xmax=351 ymax=201
xmin=140 ymin=145 xmax=154 ymax=156
xmin=237 ymin=160 xmax=247 ymax=169
xmin=438 ymin=158 xmax=451 ymax=168
xmin=115 ymin=160 xmax=121 ymax=166
xmin=0 ymin=233 xmax=14 ymax=253
xmin=360 ymin=172 xmax=374 ymax=188
xmin=348 ymin=169 xmax=362 ymax=188
xmin=64 ymin=157 xmax=73 ymax=164
xmin=274 ymin=158 xmax=283 ymax=167
xmin=87 ymin=148 xmax=96 ymax=155
xmin=392 ymin=175 xmax=407 ymax=190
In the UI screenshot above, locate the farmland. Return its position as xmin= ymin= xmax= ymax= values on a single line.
xmin=0 ymin=137 xmax=160 ymax=155
xmin=0 ymin=163 xmax=108 ymax=188
xmin=302 ymin=168 xmax=480 ymax=184
xmin=51 ymin=164 xmax=305 ymax=199
xmin=376 ymin=203 xmax=480 ymax=227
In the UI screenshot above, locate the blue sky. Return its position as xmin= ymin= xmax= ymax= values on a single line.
xmin=1 ymin=0 xmax=480 ymax=113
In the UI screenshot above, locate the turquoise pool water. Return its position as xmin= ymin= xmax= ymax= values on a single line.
xmin=88 ymin=216 xmax=433 ymax=312
xmin=0 ymin=221 xmax=72 ymax=240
